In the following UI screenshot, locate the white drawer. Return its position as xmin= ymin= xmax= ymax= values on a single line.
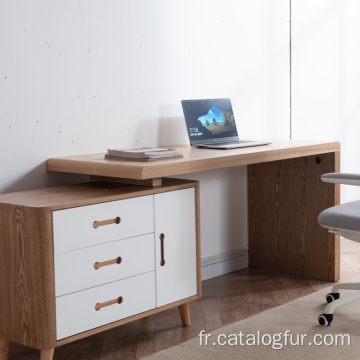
xmin=52 ymin=195 xmax=154 ymax=254
xmin=54 ymin=234 xmax=155 ymax=297
xmin=56 ymin=271 xmax=156 ymax=340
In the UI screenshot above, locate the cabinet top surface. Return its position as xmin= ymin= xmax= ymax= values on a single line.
xmin=0 ymin=178 xmax=198 ymax=209
xmin=46 ymin=139 xmax=340 ymax=180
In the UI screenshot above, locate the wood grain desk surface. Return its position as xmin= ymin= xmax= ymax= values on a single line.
xmin=46 ymin=139 xmax=340 ymax=180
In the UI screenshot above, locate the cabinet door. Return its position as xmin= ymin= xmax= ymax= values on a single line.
xmin=154 ymin=188 xmax=197 ymax=307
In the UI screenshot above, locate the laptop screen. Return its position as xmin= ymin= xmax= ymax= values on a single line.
xmin=181 ymin=98 xmax=239 ymax=143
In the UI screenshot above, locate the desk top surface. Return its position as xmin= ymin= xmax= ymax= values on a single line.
xmin=46 ymin=139 xmax=340 ymax=180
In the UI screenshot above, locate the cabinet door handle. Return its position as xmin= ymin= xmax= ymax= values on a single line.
xmin=159 ymin=233 xmax=165 ymax=266
xmin=94 ymin=256 xmax=122 ymax=270
xmin=95 ymin=296 xmax=123 ymax=311
xmin=93 ymin=216 xmax=121 ymax=229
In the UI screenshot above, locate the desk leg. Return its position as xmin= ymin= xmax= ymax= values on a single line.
xmin=248 ymin=152 xmax=340 ymax=281
xmin=0 ymin=339 xmax=10 ymax=360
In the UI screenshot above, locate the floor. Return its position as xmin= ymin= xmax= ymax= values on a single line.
xmin=8 ymin=239 xmax=360 ymax=360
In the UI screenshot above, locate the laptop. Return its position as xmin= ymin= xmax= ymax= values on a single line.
xmin=181 ymin=98 xmax=271 ymax=149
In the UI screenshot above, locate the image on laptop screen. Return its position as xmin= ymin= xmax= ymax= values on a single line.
xmin=182 ymin=99 xmax=238 ymax=141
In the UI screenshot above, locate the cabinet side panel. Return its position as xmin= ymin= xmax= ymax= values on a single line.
xmin=0 ymin=204 xmax=56 ymax=349
xmin=195 ymin=183 xmax=202 ymax=297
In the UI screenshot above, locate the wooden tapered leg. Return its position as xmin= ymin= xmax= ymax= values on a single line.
xmin=0 ymin=339 xmax=10 ymax=360
xmin=178 ymin=303 xmax=191 ymax=326
xmin=40 ymin=348 xmax=54 ymax=360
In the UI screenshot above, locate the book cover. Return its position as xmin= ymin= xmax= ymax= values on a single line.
xmin=104 ymin=153 xmax=183 ymax=162
xmin=107 ymin=147 xmax=177 ymax=157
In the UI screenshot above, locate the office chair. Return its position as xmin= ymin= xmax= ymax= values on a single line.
xmin=317 ymin=173 xmax=360 ymax=326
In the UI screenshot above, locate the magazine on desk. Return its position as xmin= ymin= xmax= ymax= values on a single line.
xmin=105 ymin=147 xmax=183 ymax=162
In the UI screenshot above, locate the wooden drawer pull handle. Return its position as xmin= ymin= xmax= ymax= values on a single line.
xmin=160 ymin=233 xmax=165 ymax=266
xmin=95 ymin=296 xmax=123 ymax=311
xmin=94 ymin=257 xmax=122 ymax=270
xmin=93 ymin=216 xmax=121 ymax=229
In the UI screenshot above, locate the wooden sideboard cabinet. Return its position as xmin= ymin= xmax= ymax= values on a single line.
xmin=0 ymin=178 xmax=201 ymax=360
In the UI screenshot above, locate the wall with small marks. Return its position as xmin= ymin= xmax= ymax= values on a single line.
xmin=0 ymin=1 xmax=290 ymax=259
xmin=292 ymin=0 xmax=360 ymax=204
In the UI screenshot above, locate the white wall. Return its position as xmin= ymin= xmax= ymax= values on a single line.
xmin=292 ymin=0 xmax=360 ymax=204
xmin=0 ymin=1 xmax=290 ymax=259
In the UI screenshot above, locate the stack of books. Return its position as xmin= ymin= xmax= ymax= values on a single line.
xmin=105 ymin=147 xmax=183 ymax=162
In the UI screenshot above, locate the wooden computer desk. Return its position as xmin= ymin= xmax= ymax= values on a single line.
xmin=47 ymin=139 xmax=341 ymax=282
xmin=0 ymin=139 xmax=339 ymax=360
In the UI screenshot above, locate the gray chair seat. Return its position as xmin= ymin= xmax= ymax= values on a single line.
xmin=317 ymin=172 xmax=360 ymax=327
xmin=318 ymin=200 xmax=360 ymax=232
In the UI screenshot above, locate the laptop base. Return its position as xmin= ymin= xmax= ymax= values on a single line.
xmin=195 ymin=140 xmax=271 ymax=149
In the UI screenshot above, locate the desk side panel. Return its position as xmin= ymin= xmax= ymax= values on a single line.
xmin=248 ymin=152 xmax=340 ymax=281
xmin=0 ymin=204 xmax=56 ymax=349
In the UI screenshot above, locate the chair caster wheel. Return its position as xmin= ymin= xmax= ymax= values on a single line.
xmin=318 ymin=313 xmax=333 ymax=326
xmin=326 ymin=292 xmax=340 ymax=303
